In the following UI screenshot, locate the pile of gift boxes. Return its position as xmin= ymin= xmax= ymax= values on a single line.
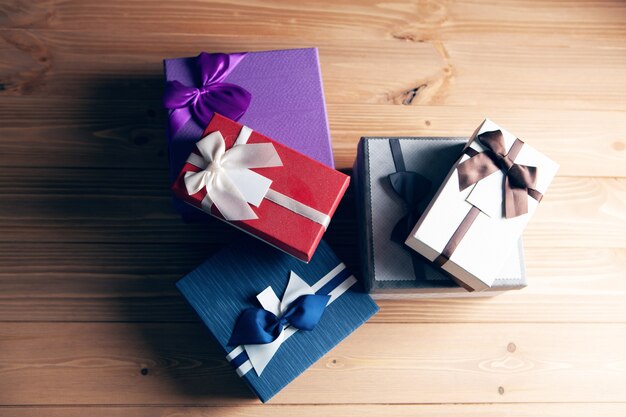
xmin=163 ymin=48 xmax=559 ymax=402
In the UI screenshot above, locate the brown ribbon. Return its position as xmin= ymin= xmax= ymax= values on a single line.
xmin=457 ymin=130 xmax=542 ymax=219
xmin=433 ymin=206 xmax=481 ymax=269
xmin=433 ymin=130 xmax=544 ymax=276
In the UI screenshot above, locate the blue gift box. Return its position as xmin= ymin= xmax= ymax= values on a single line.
xmin=176 ymin=238 xmax=379 ymax=402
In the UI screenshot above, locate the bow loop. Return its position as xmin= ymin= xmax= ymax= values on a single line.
xmin=195 ymin=131 xmax=226 ymax=164
xmin=281 ymin=294 xmax=330 ymax=331
xmin=476 ymin=129 xmax=508 ymax=155
xmin=388 ymin=171 xmax=431 ymax=244
xmin=197 ymin=52 xmax=232 ymax=85
xmin=220 ymin=142 xmax=283 ymax=170
xmin=507 ymin=164 xmax=537 ymax=189
xmin=457 ymin=130 xmax=540 ymax=218
xmin=184 ymin=170 xmax=213 ymax=196
xmin=228 ymin=308 xmax=283 ymax=346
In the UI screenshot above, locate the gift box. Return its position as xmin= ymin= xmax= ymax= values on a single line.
xmin=406 ymin=120 xmax=559 ymax=291
xmin=176 ymin=237 xmax=379 ymax=403
xmin=354 ymin=137 xmax=527 ymax=298
xmin=171 ymin=113 xmax=350 ymax=262
xmin=163 ymin=48 xmax=335 ymax=221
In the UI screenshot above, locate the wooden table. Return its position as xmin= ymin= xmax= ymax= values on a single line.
xmin=1 ymin=1 xmax=625 ymax=415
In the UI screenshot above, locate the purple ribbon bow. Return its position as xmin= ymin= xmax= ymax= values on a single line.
xmin=163 ymin=52 xmax=252 ymax=135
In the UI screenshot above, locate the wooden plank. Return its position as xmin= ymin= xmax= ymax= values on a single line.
xmin=0 ymin=170 xmax=623 ymax=248
xmin=1 ymin=0 xmax=625 ymax=47
xmin=327 ymin=105 xmax=626 ymax=174
xmin=0 ymin=245 xmax=624 ymax=323
xmin=523 ymin=177 xmax=626 ymax=249
xmin=0 ymin=323 xmax=624 ymax=405
xmin=0 ymin=29 xmax=441 ymax=105
xmin=3 ymin=403 xmax=626 ymax=417
xmin=1 ymin=29 xmax=625 ymax=111
xmin=0 ymin=104 xmax=624 ymax=176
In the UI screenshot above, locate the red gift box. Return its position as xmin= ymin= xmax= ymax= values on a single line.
xmin=172 ymin=113 xmax=350 ymax=262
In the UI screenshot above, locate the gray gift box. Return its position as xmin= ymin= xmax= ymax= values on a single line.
xmin=353 ymin=137 xmax=527 ymax=299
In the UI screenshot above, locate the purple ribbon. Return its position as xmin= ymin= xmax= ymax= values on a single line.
xmin=163 ymin=52 xmax=252 ymax=135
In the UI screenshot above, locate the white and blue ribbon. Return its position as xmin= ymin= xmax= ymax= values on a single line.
xmin=225 ymin=263 xmax=357 ymax=377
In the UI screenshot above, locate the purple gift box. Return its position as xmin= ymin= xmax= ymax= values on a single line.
xmin=163 ymin=48 xmax=335 ymax=221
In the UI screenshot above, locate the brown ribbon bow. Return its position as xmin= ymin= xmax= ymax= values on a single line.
xmin=457 ymin=130 xmax=542 ymax=218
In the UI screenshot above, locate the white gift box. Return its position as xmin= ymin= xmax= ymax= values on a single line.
xmin=405 ymin=119 xmax=559 ymax=291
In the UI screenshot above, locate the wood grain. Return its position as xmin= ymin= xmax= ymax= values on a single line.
xmin=1 ymin=101 xmax=624 ymax=174
xmin=0 ymin=244 xmax=624 ymax=323
xmin=1 ymin=0 xmax=625 ymax=414
xmin=0 ymin=170 xmax=624 ymax=248
xmin=4 ymin=404 xmax=626 ymax=417
xmin=2 ymin=29 xmax=625 ymax=111
xmin=0 ymin=322 xmax=624 ymax=405
xmin=2 ymin=0 xmax=625 ymax=47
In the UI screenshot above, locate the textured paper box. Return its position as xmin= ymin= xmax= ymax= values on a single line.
xmin=164 ymin=48 xmax=335 ymax=221
xmin=172 ymin=114 xmax=350 ymax=262
xmin=176 ymin=237 xmax=378 ymax=403
xmin=406 ymin=120 xmax=559 ymax=291
xmin=354 ymin=137 xmax=526 ymax=298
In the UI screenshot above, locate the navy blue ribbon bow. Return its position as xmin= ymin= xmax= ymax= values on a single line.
xmin=388 ymin=139 xmax=431 ymax=245
xmin=389 ymin=171 xmax=431 ymax=244
xmin=387 ymin=139 xmax=431 ymax=278
xmin=228 ymin=293 xmax=330 ymax=346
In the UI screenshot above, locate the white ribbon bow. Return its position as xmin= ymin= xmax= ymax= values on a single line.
xmin=184 ymin=129 xmax=282 ymax=221
xmin=245 ymin=271 xmax=315 ymax=376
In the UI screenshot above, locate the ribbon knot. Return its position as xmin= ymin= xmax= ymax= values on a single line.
xmin=457 ymin=130 xmax=541 ymax=218
xmin=163 ymin=52 xmax=252 ymax=135
xmin=228 ymin=292 xmax=330 ymax=346
xmin=183 ymin=129 xmax=282 ymax=221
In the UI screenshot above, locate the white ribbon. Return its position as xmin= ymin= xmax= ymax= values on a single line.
xmin=226 ymin=263 xmax=357 ymax=377
xmin=243 ymin=271 xmax=315 ymax=376
xmin=184 ymin=127 xmax=282 ymax=221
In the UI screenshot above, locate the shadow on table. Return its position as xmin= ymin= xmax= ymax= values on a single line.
xmin=125 ymin=169 xmax=360 ymax=402
xmin=134 ymin=317 xmax=256 ymax=401
xmin=28 ymin=73 xmax=360 ymax=402
xmin=46 ymin=74 xmax=258 ymax=401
